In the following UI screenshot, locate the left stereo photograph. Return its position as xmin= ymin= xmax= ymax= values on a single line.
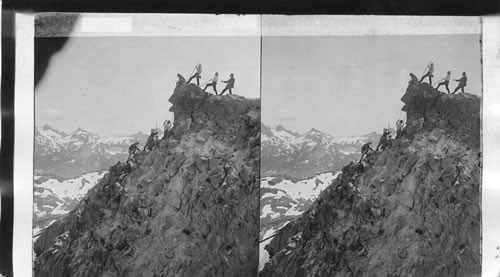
xmin=32 ymin=13 xmax=261 ymax=277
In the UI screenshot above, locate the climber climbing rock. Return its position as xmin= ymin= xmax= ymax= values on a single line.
xmin=220 ymin=73 xmax=235 ymax=95
xmin=118 ymin=162 xmax=132 ymax=181
xmin=376 ymin=129 xmax=391 ymax=152
xmin=176 ymin=74 xmax=186 ymax=86
xmin=420 ymin=61 xmax=434 ymax=85
xmin=187 ymin=63 xmax=202 ymax=86
xmin=396 ymin=119 xmax=405 ymax=139
xmin=154 ymin=128 xmax=161 ymax=145
xmin=359 ymin=142 xmax=373 ymax=163
xmin=143 ymin=129 xmax=158 ymax=152
xmin=203 ymin=72 xmax=219 ymax=94
xmin=163 ymin=119 xmax=172 ymax=139
xmin=127 ymin=142 xmax=140 ymax=162
xmin=409 ymin=73 xmax=418 ymax=85
xmin=452 ymin=72 xmax=467 ymax=94
xmin=435 ymin=71 xmax=451 ymax=94
xmin=386 ymin=135 xmax=393 ymax=148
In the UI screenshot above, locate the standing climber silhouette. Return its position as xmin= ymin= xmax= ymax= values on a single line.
xmin=409 ymin=73 xmax=419 ymax=85
xmin=163 ymin=120 xmax=172 ymax=139
xmin=187 ymin=63 xmax=202 ymax=86
xmin=376 ymin=129 xmax=391 ymax=152
xmin=395 ymin=119 xmax=405 ymax=139
xmin=452 ymin=72 xmax=467 ymax=94
xmin=435 ymin=71 xmax=451 ymax=94
xmin=176 ymin=74 xmax=186 ymax=86
xmin=420 ymin=61 xmax=434 ymax=85
xmin=203 ymin=72 xmax=219 ymax=94
xmin=143 ymin=129 xmax=158 ymax=152
xmin=220 ymin=73 xmax=235 ymax=95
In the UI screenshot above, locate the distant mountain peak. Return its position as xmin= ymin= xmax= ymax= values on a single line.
xmin=275 ymin=124 xmax=288 ymax=132
xmin=42 ymin=124 xmax=54 ymax=130
xmin=303 ymin=127 xmax=331 ymax=139
xmin=41 ymin=124 xmax=66 ymax=136
xmin=308 ymin=127 xmax=322 ymax=133
xmin=72 ymin=127 xmax=98 ymax=137
xmin=275 ymin=124 xmax=300 ymax=137
xmin=75 ymin=127 xmax=88 ymax=133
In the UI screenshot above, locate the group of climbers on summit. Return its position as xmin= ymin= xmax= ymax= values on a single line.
xmin=177 ymin=63 xmax=236 ymax=96
xmin=417 ymin=61 xmax=468 ymax=94
xmin=124 ymin=63 xmax=238 ymax=174
xmin=359 ymin=60 xmax=471 ymax=165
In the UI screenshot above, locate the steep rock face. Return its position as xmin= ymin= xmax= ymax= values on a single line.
xmin=261 ymin=83 xmax=481 ymax=277
xmin=34 ymin=83 xmax=260 ymax=277
xmin=260 ymin=173 xmax=339 ymax=242
xmin=402 ymin=82 xmax=480 ymax=147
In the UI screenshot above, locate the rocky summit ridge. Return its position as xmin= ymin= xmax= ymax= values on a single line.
xmin=34 ymin=83 xmax=260 ymax=277
xmin=261 ymin=82 xmax=481 ymax=277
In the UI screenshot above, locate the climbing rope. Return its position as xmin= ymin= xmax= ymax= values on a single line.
xmin=420 ymin=65 xmax=428 ymax=77
xmin=200 ymin=79 xmax=211 ymax=87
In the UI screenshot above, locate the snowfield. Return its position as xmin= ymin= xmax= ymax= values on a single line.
xmin=34 ymin=171 xmax=104 ymax=200
xmin=259 ymin=171 xmax=340 ymax=271
xmin=33 ymin=171 xmax=106 ymax=233
xmin=261 ymin=172 xmax=339 ymax=200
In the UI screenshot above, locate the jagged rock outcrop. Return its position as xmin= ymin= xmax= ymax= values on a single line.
xmin=402 ymin=82 xmax=480 ymax=148
xmin=34 ymin=83 xmax=260 ymax=277
xmin=261 ymin=82 xmax=481 ymax=277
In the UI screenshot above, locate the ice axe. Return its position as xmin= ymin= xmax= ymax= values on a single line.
xmin=420 ymin=64 xmax=429 ymax=78
xmin=188 ymin=62 xmax=199 ymax=78
xmin=200 ymin=79 xmax=211 ymax=87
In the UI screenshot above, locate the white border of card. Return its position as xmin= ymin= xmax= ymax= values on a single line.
xmin=12 ymin=14 xmax=500 ymax=277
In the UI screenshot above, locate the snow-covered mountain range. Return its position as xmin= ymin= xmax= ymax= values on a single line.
xmin=259 ymin=172 xmax=339 ymax=269
xmin=259 ymin=123 xmax=384 ymax=270
xmin=35 ymin=124 xmax=148 ymax=178
xmin=33 ymin=124 xmax=148 ymax=236
xmin=33 ymin=171 xmax=107 ymax=237
xmin=261 ymin=123 xmax=380 ymax=179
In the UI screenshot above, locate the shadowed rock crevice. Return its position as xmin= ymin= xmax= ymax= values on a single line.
xmin=34 ymin=84 xmax=260 ymax=277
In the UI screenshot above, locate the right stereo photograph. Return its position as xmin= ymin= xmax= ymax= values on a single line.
xmin=259 ymin=16 xmax=483 ymax=277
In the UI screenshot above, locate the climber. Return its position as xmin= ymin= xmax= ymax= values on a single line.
xmin=127 ymin=142 xmax=140 ymax=162
xmin=359 ymin=142 xmax=373 ymax=163
xmin=420 ymin=61 xmax=434 ymax=85
xmin=435 ymin=71 xmax=451 ymax=94
xmin=118 ymin=161 xmax=132 ymax=182
xmin=187 ymin=63 xmax=202 ymax=86
xmin=163 ymin=119 xmax=172 ymax=139
xmin=408 ymin=73 xmax=418 ymax=85
xmin=220 ymin=73 xmax=235 ymax=95
xmin=376 ymin=129 xmax=391 ymax=152
xmin=342 ymin=161 xmax=356 ymax=182
xmin=154 ymin=128 xmax=161 ymax=146
xmin=203 ymin=72 xmax=218 ymax=94
xmin=395 ymin=119 xmax=404 ymax=139
xmin=386 ymin=135 xmax=393 ymax=148
xmin=452 ymin=72 xmax=467 ymax=94
xmin=176 ymin=74 xmax=186 ymax=86
xmin=143 ymin=129 xmax=158 ymax=152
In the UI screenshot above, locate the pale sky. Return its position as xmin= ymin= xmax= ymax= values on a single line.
xmin=35 ymin=36 xmax=260 ymax=136
xmin=262 ymin=34 xmax=482 ymax=136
